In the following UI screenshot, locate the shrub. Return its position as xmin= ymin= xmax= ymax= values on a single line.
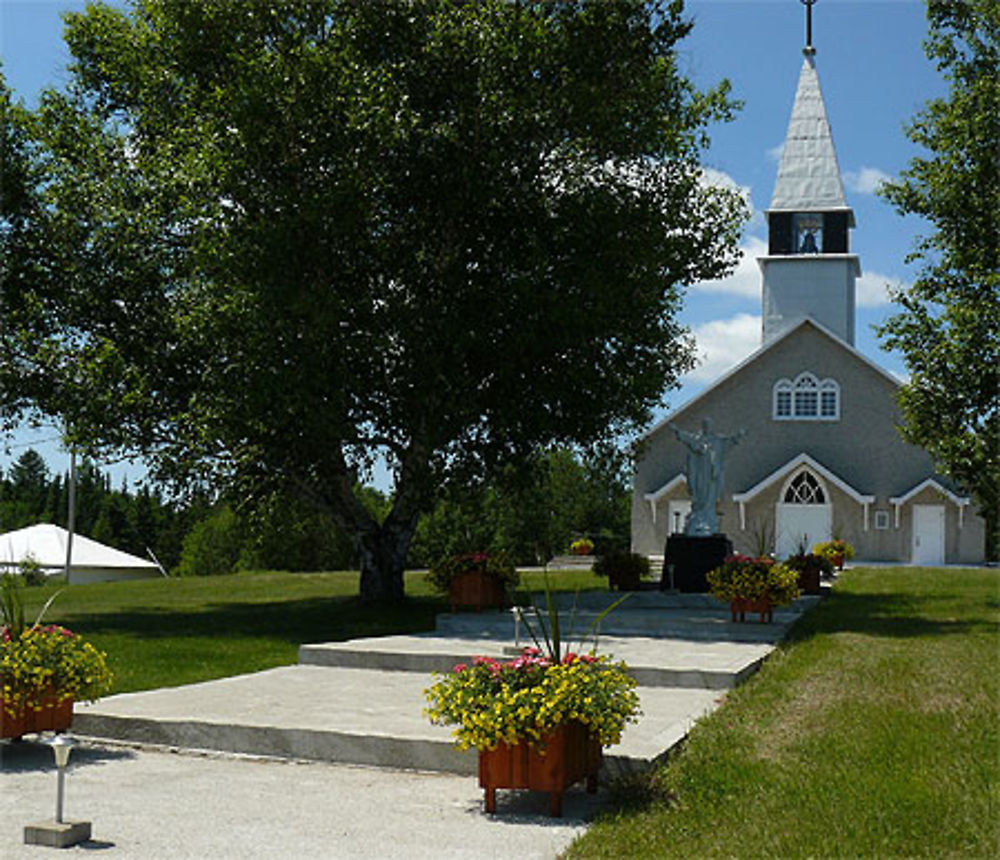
xmin=593 ymin=551 xmax=650 ymax=589
xmin=175 ymin=505 xmax=244 ymax=576
xmin=18 ymin=556 xmax=47 ymax=587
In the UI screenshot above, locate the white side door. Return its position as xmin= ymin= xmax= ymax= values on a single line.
xmin=776 ymin=504 xmax=832 ymax=558
xmin=912 ymin=505 xmax=945 ymax=565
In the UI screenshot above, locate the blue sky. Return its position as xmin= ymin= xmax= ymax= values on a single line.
xmin=1 ymin=0 xmax=942 ymax=490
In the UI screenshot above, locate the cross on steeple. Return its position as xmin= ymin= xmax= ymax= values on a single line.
xmin=801 ymin=0 xmax=817 ymax=56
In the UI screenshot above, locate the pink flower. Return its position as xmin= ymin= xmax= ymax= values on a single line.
xmin=452 ymin=663 xmax=467 ymax=673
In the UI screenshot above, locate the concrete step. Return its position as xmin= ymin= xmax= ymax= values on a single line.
xmin=70 ymin=594 xmax=819 ymax=780
xmin=298 ymin=633 xmax=772 ymax=690
xmin=435 ymin=597 xmax=819 ymax=644
xmin=72 ymin=664 xmax=723 ymax=777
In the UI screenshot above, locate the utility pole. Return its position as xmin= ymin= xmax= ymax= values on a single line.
xmin=64 ymin=449 xmax=76 ymax=584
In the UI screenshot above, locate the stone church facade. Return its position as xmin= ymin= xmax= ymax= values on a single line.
xmin=631 ymin=50 xmax=986 ymax=566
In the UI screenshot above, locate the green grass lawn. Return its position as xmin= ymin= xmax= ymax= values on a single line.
xmin=17 ymin=568 xmax=601 ymax=693
xmin=567 ymin=566 xmax=999 ymax=859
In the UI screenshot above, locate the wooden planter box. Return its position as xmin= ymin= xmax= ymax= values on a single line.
xmin=478 ymin=721 xmax=601 ymax=817
xmin=796 ymin=565 xmax=822 ymax=595
xmin=729 ymin=597 xmax=774 ymax=624
xmin=0 ymin=695 xmax=74 ymax=739
xmin=449 ymin=570 xmax=506 ymax=613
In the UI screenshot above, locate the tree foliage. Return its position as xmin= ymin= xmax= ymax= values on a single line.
xmin=408 ymin=445 xmax=631 ymax=566
xmin=877 ymin=0 xmax=1000 ymax=560
xmin=1 ymin=1 xmax=746 ymax=600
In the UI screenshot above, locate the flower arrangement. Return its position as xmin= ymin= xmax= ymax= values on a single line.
xmin=424 ymin=647 xmax=640 ymax=752
xmin=1 ymin=624 xmax=114 ymax=717
xmin=569 ymin=538 xmax=594 ymax=556
xmin=426 ymin=551 xmax=520 ymax=594
xmin=706 ymin=555 xmax=800 ymax=606
xmin=1 ymin=575 xmax=114 ymax=720
xmin=813 ymin=539 xmax=854 ymax=568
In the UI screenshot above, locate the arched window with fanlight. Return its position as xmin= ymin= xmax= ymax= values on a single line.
xmin=783 ymin=470 xmax=826 ymax=505
xmin=773 ymin=372 xmax=840 ymax=421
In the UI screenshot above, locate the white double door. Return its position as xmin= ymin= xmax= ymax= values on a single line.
xmin=776 ymin=503 xmax=832 ymax=558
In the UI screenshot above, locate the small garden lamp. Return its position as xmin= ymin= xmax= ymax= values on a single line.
xmin=23 ymin=734 xmax=93 ymax=849
xmin=50 ymin=734 xmax=73 ymax=823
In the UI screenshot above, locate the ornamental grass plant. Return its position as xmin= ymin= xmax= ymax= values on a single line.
xmin=424 ymin=648 xmax=640 ymax=752
xmin=706 ymin=555 xmax=799 ymax=605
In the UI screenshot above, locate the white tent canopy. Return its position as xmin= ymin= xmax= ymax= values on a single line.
xmin=0 ymin=523 xmax=162 ymax=584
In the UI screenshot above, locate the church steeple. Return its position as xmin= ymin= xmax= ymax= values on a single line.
xmin=770 ymin=53 xmax=850 ymax=218
xmin=758 ymin=32 xmax=861 ymax=346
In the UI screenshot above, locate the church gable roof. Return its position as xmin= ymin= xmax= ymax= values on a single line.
xmin=641 ymin=317 xmax=900 ymax=442
xmin=769 ymin=54 xmax=849 ymax=213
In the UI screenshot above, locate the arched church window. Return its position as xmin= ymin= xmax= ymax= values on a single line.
xmin=774 ymin=380 xmax=793 ymax=417
xmin=773 ymin=373 xmax=840 ymax=421
xmin=784 ymin=471 xmax=826 ymax=505
xmin=794 ymin=374 xmax=819 ymax=415
xmin=820 ymin=379 xmax=839 ymax=418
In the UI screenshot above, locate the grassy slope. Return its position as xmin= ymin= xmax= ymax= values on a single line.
xmin=17 ymin=568 xmax=600 ymax=693
xmin=566 ymin=567 xmax=999 ymax=858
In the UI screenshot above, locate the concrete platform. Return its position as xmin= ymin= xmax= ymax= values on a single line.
xmin=299 ymin=632 xmax=774 ymax=689
xmin=432 ymin=593 xmax=820 ymax=643
xmin=73 ymin=662 xmax=724 ymax=775
xmin=72 ymin=593 xmax=817 ymax=776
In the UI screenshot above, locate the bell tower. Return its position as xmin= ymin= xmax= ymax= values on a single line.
xmin=758 ymin=2 xmax=860 ymax=345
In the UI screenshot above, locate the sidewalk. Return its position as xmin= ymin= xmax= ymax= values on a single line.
xmin=1 ymin=740 xmax=598 ymax=859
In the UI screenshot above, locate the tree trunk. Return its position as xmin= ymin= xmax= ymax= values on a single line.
xmin=292 ymin=443 xmax=430 ymax=604
xmin=357 ymin=517 xmax=416 ymax=604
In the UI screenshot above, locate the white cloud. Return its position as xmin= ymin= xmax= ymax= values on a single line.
xmin=857 ymin=270 xmax=909 ymax=308
xmin=691 ymin=235 xmax=768 ymax=298
xmin=686 ymin=313 xmax=761 ymax=382
xmin=766 ymin=142 xmax=784 ymax=163
xmin=843 ymin=166 xmax=892 ymax=195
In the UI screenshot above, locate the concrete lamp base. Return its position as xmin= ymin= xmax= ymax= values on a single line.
xmin=24 ymin=820 xmax=92 ymax=849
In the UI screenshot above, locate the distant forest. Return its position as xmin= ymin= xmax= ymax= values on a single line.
xmin=1 ymin=446 xmax=630 ymax=576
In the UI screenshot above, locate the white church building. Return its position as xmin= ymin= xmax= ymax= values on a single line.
xmin=631 ymin=48 xmax=986 ymax=566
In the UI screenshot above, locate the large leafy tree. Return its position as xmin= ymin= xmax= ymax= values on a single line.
xmin=2 ymin=0 xmax=745 ymax=601
xmin=878 ymin=0 xmax=1000 ymax=561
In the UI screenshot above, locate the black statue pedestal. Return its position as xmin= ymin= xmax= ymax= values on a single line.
xmin=662 ymin=534 xmax=733 ymax=593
